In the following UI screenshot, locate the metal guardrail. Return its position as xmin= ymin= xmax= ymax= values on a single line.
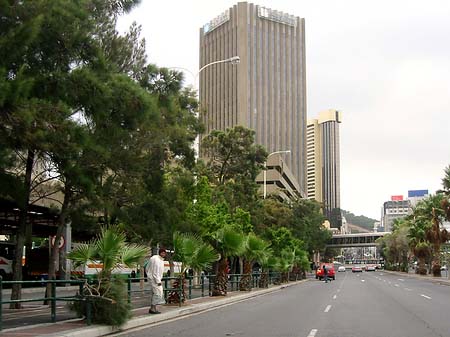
xmin=0 ymin=277 xmax=86 ymax=331
xmin=1 ymin=271 xmax=292 ymax=331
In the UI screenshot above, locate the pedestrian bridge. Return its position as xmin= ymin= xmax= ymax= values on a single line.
xmin=327 ymin=232 xmax=389 ymax=248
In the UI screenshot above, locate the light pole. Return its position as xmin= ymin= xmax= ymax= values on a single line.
xmin=170 ymin=56 xmax=240 ymax=88
xmin=263 ymin=150 xmax=291 ymax=199
xmin=196 ymin=56 xmax=240 ymax=82
xmin=169 ymin=56 xmax=240 ymax=158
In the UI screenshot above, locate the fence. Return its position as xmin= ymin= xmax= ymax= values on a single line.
xmin=0 ymin=271 xmax=293 ymax=331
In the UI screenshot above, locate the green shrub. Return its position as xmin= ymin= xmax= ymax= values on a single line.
xmin=70 ymin=277 xmax=131 ymax=327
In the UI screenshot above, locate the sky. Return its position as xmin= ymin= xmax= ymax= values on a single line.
xmin=118 ymin=0 xmax=450 ymax=220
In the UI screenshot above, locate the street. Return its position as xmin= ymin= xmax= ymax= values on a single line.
xmin=111 ymin=272 xmax=450 ymax=337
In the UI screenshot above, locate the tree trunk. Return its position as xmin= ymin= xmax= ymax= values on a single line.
xmin=212 ymin=257 xmax=228 ymax=296
xmin=258 ymin=271 xmax=269 ymax=288
xmin=416 ymin=256 xmax=427 ymax=275
xmin=46 ymin=184 xmax=71 ymax=298
xmin=239 ymin=259 xmax=252 ymax=291
xmin=10 ymin=150 xmax=35 ymax=309
xmin=431 ymin=209 xmax=442 ymax=277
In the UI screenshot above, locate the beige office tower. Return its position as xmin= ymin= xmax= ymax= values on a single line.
xmin=199 ymin=2 xmax=307 ymax=197
xmin=307 ymin=109 xmax=342 ymax=222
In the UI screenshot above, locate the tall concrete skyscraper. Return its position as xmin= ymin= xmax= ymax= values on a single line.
xmin=199 ymin=2 xmax=307 ymax=196
xmin=307 ymin=109 xmax=342 ymax=224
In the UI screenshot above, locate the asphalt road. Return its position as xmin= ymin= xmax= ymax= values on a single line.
xmin=111 ymin=271 xmax=450 ymax=337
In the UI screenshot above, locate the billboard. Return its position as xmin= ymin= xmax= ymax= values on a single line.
xmin=408 ymin=190 xmax=428 ymax=198
xmin=391 ymin=195 xmax=404 ymax=201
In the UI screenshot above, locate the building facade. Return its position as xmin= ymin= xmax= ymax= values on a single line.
xmin=306 ymin=109 xmax=342 ymax=223
xmin=199 ymin=2 xmax=307 ymax=197
xmin=382 ymin=200 xmax=411 ymax=232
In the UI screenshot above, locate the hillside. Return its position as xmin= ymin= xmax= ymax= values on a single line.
xmin=342 ymin=210 xmax=377 ymax=232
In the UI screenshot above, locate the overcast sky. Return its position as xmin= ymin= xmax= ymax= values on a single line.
xmin=118 ymin=0 xmax=450 ymax=220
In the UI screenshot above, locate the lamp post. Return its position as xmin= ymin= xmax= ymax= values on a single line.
xmin=263 ymin=150 xmax=291 ymax=199
xmin=170 ymin=56 xmax=240 ymax=158
xmin=170 ymin=56 xmax=240 ymax=88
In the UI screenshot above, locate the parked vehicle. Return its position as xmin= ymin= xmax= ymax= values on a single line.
xmin=338 ymin=265 xmax=346 ymax=272
xmin=316 ymin=264 xmax=336 ymax=280
xmin=0 ymin=241 xmax=14 ymax=280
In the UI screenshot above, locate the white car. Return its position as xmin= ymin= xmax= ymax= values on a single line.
xmin=338 ymin=266 xmax=346 ymax=272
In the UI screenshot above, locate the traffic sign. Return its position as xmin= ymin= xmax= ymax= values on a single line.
xmin=50 ymin=235 xmax=65 ymax=249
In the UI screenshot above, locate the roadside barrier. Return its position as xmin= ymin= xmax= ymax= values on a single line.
xmin=1 ymin=271 xmax=300 ymax=331
xmin=0 ymin=276 xmax=86 ymax=331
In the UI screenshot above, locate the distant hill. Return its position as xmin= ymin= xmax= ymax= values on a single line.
xmin=342 ymin=210 xmax=377 ymax=232
xmin=347 ymin=223 xmax=371 ymax=233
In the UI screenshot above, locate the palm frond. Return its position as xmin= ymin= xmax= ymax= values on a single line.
xmin=193 ymin=244 xmax=220 ymax=271
xmin=67 ymin=243 xmax=97 ymax=268
xmin=216 ymin=226 xmax=245 ymax=257
xmin=121 ymin=244 xmax=149 ymax=268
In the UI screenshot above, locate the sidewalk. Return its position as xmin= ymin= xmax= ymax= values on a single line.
xmin=381 ymin=269 xmax=450 ymax=286
xmin=1 ymin=279 xmax=309 ymax=337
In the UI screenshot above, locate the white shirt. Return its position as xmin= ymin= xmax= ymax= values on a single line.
xmin=146 ymin=254 xmax=165 ymax=284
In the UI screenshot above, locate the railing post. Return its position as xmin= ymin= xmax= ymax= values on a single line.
xmin=85 ymin=278 xmax=92 ymax=326
xmin=188 ymin=276 xmax=192 ymax=299
xmin=86 ymin=297 xmax=92 ymax=326
xmin=201 ymin=273 xmax=205 ymax=297
xmin=127 ymin=276 xmax=131 ymax=304
xmin=208 ymin=275 xmax=212 ymax=296
xmin=178 ymin=275 xmax=183 ymax=307
xmin=164 ymin=277 xmax=169 ymax=302
xmin=51 ymin=278 xmax=56 ymax=323
xmin=0 ymin=275 xmax=3 ymax=331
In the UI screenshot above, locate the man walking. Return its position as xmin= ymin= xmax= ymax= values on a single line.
xmin=146 ymin=248 xmax=167 ymax=314
xmin=322 ymin=264 xmax=329 ymax=283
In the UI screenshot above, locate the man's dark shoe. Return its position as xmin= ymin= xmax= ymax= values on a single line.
xmin=149 ymin=309 xmax=161 ymax=314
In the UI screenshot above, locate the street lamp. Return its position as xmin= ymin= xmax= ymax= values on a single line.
xmin=196 ymin=56 xmax=240 ymax=81
xmin=263 ymin=150 xmax=291 ymax=199
xmin=169 ymin=56 xmax=240 ymax=158
xmin=170 ymin=56 xmax=240 ymax=87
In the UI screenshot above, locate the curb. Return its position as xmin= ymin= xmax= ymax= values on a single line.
xmin=38 ymin=279 xmax=309 ymax=337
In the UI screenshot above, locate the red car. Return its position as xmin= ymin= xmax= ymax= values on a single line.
xmin=316 ymin=264 xmax=335 ymax=280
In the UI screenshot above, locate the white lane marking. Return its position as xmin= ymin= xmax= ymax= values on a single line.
xmin=398 ymin=279 xmax=405 ymax=282
xmin=307 ymin=329 xmax=318 ymax=337
xmin=324 ymin=305 xmax=332 ymax=312
xmin=395 ymin=284 xmax=400 ymax=287
xmin=333 ymin=295 xmax=337 ymax=300
xmin=421 ymin=294 xmax=432 ymax=300
xmin=404 ymin=288 xmax=412 ymax=291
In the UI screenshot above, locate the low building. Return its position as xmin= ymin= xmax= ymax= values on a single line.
xmin=382 ymin=200 xmax=411 ymax=232
xmin=256 ymin=153 xmax=304 ymax=201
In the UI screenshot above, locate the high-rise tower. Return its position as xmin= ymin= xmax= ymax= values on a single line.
xmin=199 ymin=2 xmax=307 ymax=196
xmin=307 ymin=109 xmax=342 ymax=224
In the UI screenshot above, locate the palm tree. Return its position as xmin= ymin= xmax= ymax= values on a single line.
xmin=167 ymin=232 xmax=219 ymax=303
xmin=67 ymin=226 xmax=149 ymax=326
xmin=440 ymin=166 xmax=450 ymax=221
xmin=292 ymin=249 xmax=310 ymax=280
xmin=276 ymin=249 xmax=295 ymax=283
xmin=239 ymin=234 xmax=270 ymax=291
xmin=209 ymin=226 xmax=245 ymax=296
xmin=414 ymin=195 xmax=449 ymax=276
xmin=408 ymin=215 xmax=431 ymax=275
xmin=258 ymin=250 xmax=276 ymax=288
